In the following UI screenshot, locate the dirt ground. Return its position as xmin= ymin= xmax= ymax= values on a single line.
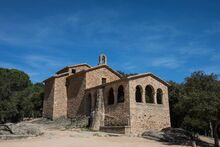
xmin=0 ymin=119 xmax=217 ymax=147
xmin=0 ymin=130 xmax=185 ymax=147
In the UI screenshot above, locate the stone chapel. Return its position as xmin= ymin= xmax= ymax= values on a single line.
xmin=43 ymin=54 xmax=170 ymax=135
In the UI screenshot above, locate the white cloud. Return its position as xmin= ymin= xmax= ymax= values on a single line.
xmin=0 ymin=10 xmax=219 ymax=82
xmin=122 ymin=62 xmax=137 ymax=70
xmin=151 ymin=57 xmax=181 ymax=69
xmin=25 ymin=55 xmax=60 ymax=68
xmin=178 ymin=42 xmax=215 ymax=56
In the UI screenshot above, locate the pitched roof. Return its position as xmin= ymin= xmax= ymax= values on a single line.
xmin=85 ymin=72 xmax=169 ymax=91
xmin=68 ymin=63 xmax=91 ymax=68
xmin=43 ymin=72 xmax=69 ymax=82
xmin=127 ymin=72 xmax=170 ymax=86
xmin=56 ymin=63 xmax=91 ymax=74
xmin=66 ymin=64 xmax=122 ymax=79
xmin=85 ymin=64 xmax=122 ymax=78
xmin=44 ymin=64 xmax=122 ymax=83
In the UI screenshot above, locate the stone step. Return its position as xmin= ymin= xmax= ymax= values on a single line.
xmin=100 ymin=126 xmax=130 ymax=134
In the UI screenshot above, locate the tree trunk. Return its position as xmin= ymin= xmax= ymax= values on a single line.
xmin=210 ymin=121 xmax=213 ymax=137
xmin=192 ymin=140 xmax=196 ymax=147
xmin=213 ymin=122 xmax=219 ymax=147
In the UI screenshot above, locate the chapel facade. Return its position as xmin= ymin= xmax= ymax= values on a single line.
xmin=43 ymin=54 xmax=171 ymax=135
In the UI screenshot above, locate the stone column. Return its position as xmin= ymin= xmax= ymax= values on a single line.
xmin=90 ymin=88 xmax=105 ymax=130
xmin=143 ymin=88 xmax=146 ymax=103
xmin=154 ymin=91 xmax=157 ymax=104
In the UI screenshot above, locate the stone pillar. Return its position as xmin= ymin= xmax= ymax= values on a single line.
xmin=154 ymin=91 xmax=157 ymax=104
xmin=90 ymin=88 xmax=105 ymax=130
xmin=143 ymin=88 xmax=146 ymax=103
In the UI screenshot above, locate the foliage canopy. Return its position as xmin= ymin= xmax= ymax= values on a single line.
xmin=0 ymin=68 xmax=44 ymax=123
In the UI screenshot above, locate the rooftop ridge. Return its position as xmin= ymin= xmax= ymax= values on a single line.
xmin=127 ymin=72 xmax=169 ymax=86
xmin=67 ymin=63 xmax=91 ymax=68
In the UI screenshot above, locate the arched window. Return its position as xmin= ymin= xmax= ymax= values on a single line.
xmin=145 ymin=85 xmax=154 ymax=103
xmin=117 ymin=85 xmax=124 ymax=103
xmin=156 ymin=89 xmax=163 ymax=104
xmin=135 ymin=85 xmax=142 ymax=102
xmin=108 ymin=88 xmax=114 ymax=105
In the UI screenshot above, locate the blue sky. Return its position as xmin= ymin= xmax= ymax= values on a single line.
xmin=0 ymin=0 xmax=220 ymax=83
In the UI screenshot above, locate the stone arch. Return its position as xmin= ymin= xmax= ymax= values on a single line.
xmin=108 ymin=88 xmax=114 ymax=105
xmin=156 ymin=88 xmax=163 ymax=104
xmin=117 ymin=85 xmax=124 ymax=103
xmin=145 ymin=85 xmax=154 ymax=103
xmin=135 ymin=85 xmax=142 ymax=102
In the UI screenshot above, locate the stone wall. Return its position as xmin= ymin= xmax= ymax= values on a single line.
xmin=86 ymin=80 xmax=130 ymax=128
xmin=42 ymin=78 xmax=55 ymax=119
xmin=57 ymin=64 xmax=90 ymax=74
xmin=128 ymin=76 xmax=170 ymax=135
xmin=43 ymin=61 xmax=171 ymax=134
xmin=103 ymin=81 xmax=130 ymax=127
xmin=52 ymin=75 xmax=68 ymax=119
xmin=86 ymin=66 xmax=120 ymax=89
xmin=67 ymin=72 xmax=87 ymax=118
xmin=68 ymin=65 xmax=90 ymax=75
xmin=73 ymin=65 xmax=90 ymax=72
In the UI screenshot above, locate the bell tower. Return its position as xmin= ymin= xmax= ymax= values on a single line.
xmin=98 ymin=54 xmax=107 ymax=65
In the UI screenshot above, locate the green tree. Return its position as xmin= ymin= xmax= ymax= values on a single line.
xmin=0 ymin=68 xmax=44 ymax=123
xmin=0 ymin=68 xmax=31 ymax=122
xmin=168 ymin=81 xmax=185 ymax=128
xmin=0 ymin=68 xmax=31 ymax=99
xmin=12 ymin=83 xmax=44 ymax=119
xmin=175 ymin=71 xmax=220 ymax=147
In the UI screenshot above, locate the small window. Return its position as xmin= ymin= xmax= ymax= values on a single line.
xmin=72 ymin=69 xmax=76 ymax=73
xmin=102 ymin=78 xmax=107 ymax=84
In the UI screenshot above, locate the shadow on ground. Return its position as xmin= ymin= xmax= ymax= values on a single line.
xmin=142 ymin=127 xmax=214 ymax=147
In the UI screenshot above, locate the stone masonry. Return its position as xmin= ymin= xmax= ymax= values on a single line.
xmin=43 ymin=54 xmax=171 ymax=135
